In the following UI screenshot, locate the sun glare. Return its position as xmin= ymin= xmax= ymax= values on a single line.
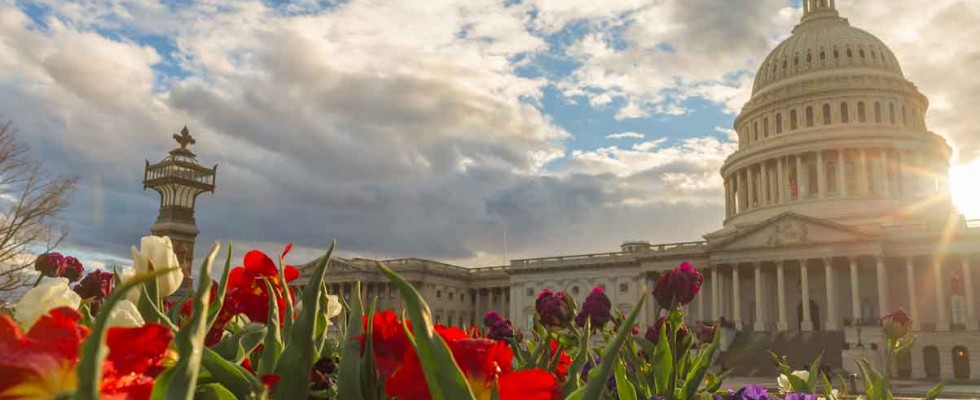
xmin=950 ymin=158 xmax=980 ymax=220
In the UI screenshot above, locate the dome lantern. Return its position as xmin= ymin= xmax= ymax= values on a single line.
xmin=802 ymin=0 xmax=838 ymax=22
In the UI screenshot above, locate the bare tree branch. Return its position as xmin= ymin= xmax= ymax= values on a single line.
xmin=0 ymin=119 xmax=77 ymax=293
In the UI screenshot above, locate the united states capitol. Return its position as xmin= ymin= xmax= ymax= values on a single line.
xmin=295 ymin=1 xmax=980 ymax=380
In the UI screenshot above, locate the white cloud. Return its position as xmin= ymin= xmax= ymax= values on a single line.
xmin=606 ymin=131 xmax=644 ymax=140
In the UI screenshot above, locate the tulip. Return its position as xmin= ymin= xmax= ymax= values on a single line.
xmin=33 ymin=252 xmax=66 ymax=278
xmin=63 ymin=256 xmax=84 ymax=282
xmin=324 ymin=294 xmax=342 ymax=327
xmin=14 ymin=277 xmax=81 ymax=328
xmin=777 ymin=370 xmax=809 ymax=394
xmin=696 ymin=322 xmax=717 ymax=343
xmin=644 ymin=316 xmax=689 ymax=345
xmin=106 ymin=299 xmax=146 ymax=328
xmin=74 ymin=269 xmax=115 ymax=314
xmin=575 ymin=285 xmax=612 ymax=328
xmin=880 ymin=308 xmax=912 ymax=340
xmin=652 ymin=261 xmax=703 ymax=309
xmin=484 ymin=310 xmax=504 ymax=328
xmin=129 ymin=236 xmax=183 ymax=299
xmin=487 ymin=319 xmax=515 ymax=340
xmin=535 ymin=289 xmax=573 ymax=329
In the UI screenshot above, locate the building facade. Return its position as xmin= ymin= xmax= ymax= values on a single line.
xmin=298 ymin=1 xmax=980 ymax=380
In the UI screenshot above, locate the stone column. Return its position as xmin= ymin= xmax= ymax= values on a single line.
xmin=880 ymin=149 xmax=891 ymax=197
xmin=801 ymin=260 xmax=813 ymax=331
xmin=698 ymin=279 xmax=707 ymax=322
xmin=737 ymin=171 xmax=747 ymax=212
xmin=905 ymin=257 xmax=921 ymax=330
xmin=859 ymin=149 xmax=869 ymax=195
xmin=778 ymin=157 xmax=787 ymax=203
xmin=850 ymin=257 xmax=861 ymax=324
xmin=935 ymin=260 xmax=950 ymax=331
xmin=837 ymin=149 xmax=847 ymax=197
xmin=777 ymin=260 xmax=788 ymax=331
xmin=754 ymin=263 xmax=766 ymax=331
xmin=747 ymin=168 xmax=756 ymax=208
xmin=761 ymin=163 xmax=771 ymax=206
xmin=876 ymin=256 xmax=889 ymax=318
xmin=963 ymin=257 xmax=978 ymax=330
xmin=732 ymin=266 xmax=742 ymax=329
xmin=825 ymin=258 xmax=839 ymax=330
xmin=711 ymin=266 xmax=719 ymax=321
xmin=795 ymin=154 xmax=805 ymax=200
xmin=817 ymin=150 xmax=827 ymax=198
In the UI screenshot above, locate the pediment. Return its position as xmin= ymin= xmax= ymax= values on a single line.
xmin=712 ymin=212 xmax=874 ymax=251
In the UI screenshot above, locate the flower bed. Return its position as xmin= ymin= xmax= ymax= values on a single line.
xmin=0 ymin=237 xmax=947 ymax=399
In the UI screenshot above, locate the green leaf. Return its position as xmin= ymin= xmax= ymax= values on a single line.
xmin=257 ymin=279 xmax=283 ymax=375
xmin=201 ymin=347 xmax=265 ymax=399
xmin=337 ymin=282 xmax=365 ymax=400
xmin=651 ymin=321 xmax=673 ymax=396
xmin=581 ymin=291 xmax=647 ymax=400
xmin=360 ymin=300 xmax=381 ymax=400
xmin=277 ymin=244 xmax=296 ymax=336
xmin=615 ymin=360 xmax=638 ymax=400
xmin=271 ymin=242 xmax=335 ymax=400
xmin=678 ymin=325 xmax=720 ymax=400
xmin=152 ymin=242 xmax=221 ymax=400
xmin=211 ymin=322 xmax=267 ymax=364
xmin=893 ymin=335 xmax=917 ymax=356
xmin=822 ymin=372 xmax=837 ymax=400
xmin=925 ymin=379 xmax=946 ymax=400
xmin=195 ymin=383 xmax=239 ymax=400
xmin=807 ymin=353 xmax=824 ymax=391
xmin=75 ymin=266 xmax=183 ymax=400
xmin=562 ymin=322 xmax=591 ymax=394
xmin=207 ymin=243 xmax=234 ymax=330
xmin=137 ymin=263 xmax=161 ymax=324
xmin=377 ymin=262 xmax=476 ymax=400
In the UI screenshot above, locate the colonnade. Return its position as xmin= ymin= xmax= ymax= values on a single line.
xmin=326 ymin=282 xmax=510 ymax=327
xmin=699 ymin=255 xmax=977 ymax=332
xmin=725 ymin=147 xmax=948 ymax=217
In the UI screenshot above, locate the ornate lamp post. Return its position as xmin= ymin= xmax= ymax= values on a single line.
xmin=143 ymin=127 xmax=217 ymax=287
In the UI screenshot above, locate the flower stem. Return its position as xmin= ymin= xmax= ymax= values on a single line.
xmin=32 ymin=274 xmax=43 ymax=287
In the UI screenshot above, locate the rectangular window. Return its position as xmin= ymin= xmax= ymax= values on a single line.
xmin=437 ymin=290 xmax=442 ymax=299
xmin=619 ymin=283 xmax=629 ymax=293
xmin=526 ymin=288 xmax=534 ymax=297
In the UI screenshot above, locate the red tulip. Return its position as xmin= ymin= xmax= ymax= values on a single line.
xmin=224 ymin=249 xmax=299 ymax=325
xmin=548 ymin=340 xmax=571 ymax=382
xmin=360 ymin=310 xmax=414 ymax=380
xmin=881 ymin=308 xmax=912 ymax=339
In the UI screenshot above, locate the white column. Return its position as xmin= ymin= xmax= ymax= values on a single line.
xmin=761 ymin=164 xmax=770 ymax=206
xmin=755 ymin=263 xmax=765 ymax=331
xmin=880 ymin=149 xmax=891 ymax=197
xmin=711 ymin=266 xmax=719 ymax=321
xmin=795 ymin=155 xmax=804 ymax=200
xmin=850 ymin=257 xmax=861 ymax=324
xmin=825 ymin=258 xmax=839 ymax=331
xmin=777 ymin=261 xmax=788 ymax=331
xmin=508 ymin=286 xmax=519 ymax=321
xmin=778 ymin=157 xmax=787 ymax=203
xmin=837 ymin=149 xmax=847 ymax=197
xmin=935 ymin=259 xmax=950 ymax=331
xmin=747 ymin=169 xmax=756 ymax=209
xmin=697 ymin=278 xmax=707 ymax=322
xmin=801 ymin=260 xmax=813 ymax=331
xmin=963 ymin=257 xmax=978 ymax=330
xmin=817 ymin=150 xmax=827 ymax=198
xmin=737 ymin=171 xmax=747 ymax=212
xmin=906 ymin=257 xmax=921 ymax=330
xmin=732 ymin=266 xmax=742 ymax=329
xmin=876 ymin=256 xmax=889 ymax=319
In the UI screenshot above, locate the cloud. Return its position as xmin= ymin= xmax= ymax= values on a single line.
xmin=606 ymin=131 xmax=644 ymax=140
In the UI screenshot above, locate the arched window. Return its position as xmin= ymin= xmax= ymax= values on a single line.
xmin=874 ymin=102 xmax=882 ymax=123
xmin=889 ymin=103 xmax=896 ymax=124
xmin=834 ymin=49 xmax=840 ymax=59
xmin=847 ymin=48 xmax=853 ymax=58
xmin=820 ymin=50 xmax=826 ymax=60
xmin=790 ymin=110 xmax=798 ymax=130
xmin=841 ymin=103 xmax=850 ymax=123
xmin=823 ymin=104 xmax=832 ymax=125
xmin=859 ymin=48 xmax=866 ymax=58
xmin=806 ymin=53 xmax=812 ymax=63
xmin=754 ymin=121 xmax=759 ymax=139
xmin=775 ymin=113 xmax=783 ymax=134
xmin=805 ymin=106 xmax=814 ymax=127
xmin=858 ymin=102 xmax=867 ymax=122
xmin=763 ymin=117 xmax=770 ymax=137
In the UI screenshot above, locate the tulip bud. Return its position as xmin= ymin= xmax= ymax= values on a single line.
xmin=695 ymin=322 xmax=717 ymax=343
xmin=535 ymin=289 xmax=572 ymax=329
xmin=880 ymin=308 xmax=912 ymax=339
xmin=487 ymin=319 xmax=515 ymax=340
xmin=34 ymin=253 xmax=66 ymax=278
xmin=575 ymin=286 xmax=612 ymax=328
xmin=652 ymin=261 xmax=703 ymax=309
xmin=484 ymin=310 xmax=503 ymax=328
xmin=73 ymin=269 xmax=114 ymax=314
xmin=644 ymin=316 xmax=689 ymax=345
xmin=63 ymin=256 xmax=84 ymax=282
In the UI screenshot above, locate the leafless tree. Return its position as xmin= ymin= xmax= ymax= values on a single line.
xmin=0 ymin=120 xmax=77 ymax=293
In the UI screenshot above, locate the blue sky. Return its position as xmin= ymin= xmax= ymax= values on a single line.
xmin=1 ymin=0 xmax=979 ymax=271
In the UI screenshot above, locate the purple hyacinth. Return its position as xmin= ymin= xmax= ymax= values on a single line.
xmin=575 ymin=285 xmax=612 ymax=328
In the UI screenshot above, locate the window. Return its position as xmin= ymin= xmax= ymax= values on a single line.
xmin=874 ymin=102 xmax=882 ymax=123
xmin=571 ymin=286 xmax=580 ymax=295
xmin=805 ymin=106 xmax=814 ymax=127
xmin=619 ymin=283 xmax=628 ymax=293
xmin=448 ymin=316 xmax=454 ymax=326
xmin=847 ymin=48 xmax=853 ymax=58
xmin=859 ymin=49 xmax=866 ymax=58
xmin=437 ymin=290 xmax=442 ymax=299
xmin=754 ymin=121 xmax=759 ymax=138
xmin=435 ymin=314 xmax=442 ymax=324
xmin=775 ymin=113 xmax=783 ymax=134
xmin=460 ymin=294 xmax=465 ymax=302
xmin=763 ymin=118 xmax=770 ymax=137
xmin=834 ymin=49 xmax=840 ymax=59
xmin=390 ymin=290 xmax=395 ymax=299
xmin=790 ymin=110 xmax=798 ymax=130
xmin=823 ymin=104 xmax=832 ymax=125
xmin=889 ymin=103 xmax=896 ymax=124
xmin=841 ymin=103 xmax=850 ymax=123
xmin=820 ymin=50 xmax=826 ymax=60
xmin=858 ymin=102 xmax=867 ymax=122
xmin=449 ymin=292 xmax=454 ymax=300
xmin=806 ymin=53 xmax=812 ymax=63
xmin=526 ymin=288 xmax=534 ymax=297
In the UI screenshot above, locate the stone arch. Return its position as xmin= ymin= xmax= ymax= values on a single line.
xmin=874 ymin=102 xmax=882 ymax=123
xmin=806 ymin=106 xmax=815 ymax=127
xmin=822 ymin=104 xmax=832 ymax=125
xmin=775 ymin=113 xmax=783 ymax=134
xmin=923 ymin=346 xmax=941 ymax=379
xmin=857 ymin=101 xmax=867 ymax=122
xmin=953 ymin=346 xmax=970 ymax=379
xmin=897 ymin=348 xmax=912 ymax=379
xmin=840 ymin=102 xmax=849 ymax=123
xmin=790 ymin=109 xmax=798 ymax=130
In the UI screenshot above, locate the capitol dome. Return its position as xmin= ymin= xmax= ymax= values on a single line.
xmin=718 ymin=0 xmax=954 ymax=230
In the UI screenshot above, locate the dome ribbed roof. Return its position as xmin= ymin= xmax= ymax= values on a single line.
xmin=752 ymin=14 xmax=904 ymax=95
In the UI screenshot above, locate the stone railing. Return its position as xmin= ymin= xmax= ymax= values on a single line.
xmin=512 ymin=241 xmax=708 ymax=266
xmin=968 ymin=220 xmax=980 ymax=230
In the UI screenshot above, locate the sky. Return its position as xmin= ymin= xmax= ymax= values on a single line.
xmin=1 ymin=0 xmax=979 ymax=270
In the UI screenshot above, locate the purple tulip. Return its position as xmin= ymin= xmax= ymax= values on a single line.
xmin=73 ymin=269 xmax=114 ymax=314
xmin=696 ymin=322 xmax=717 ymax=343
xmin=487 ymin=319 xmax=515 ymax=340
xmin=652 ymin=261 xmax=703 ymax=309
xmin=575 ymin=286 xmax=612 ymax=328
xmin=63 ymin=256 xmax=84 ymax=282
xmin=644 ymin=316 xmax=689 ymax=345
xmin=536 ymin=289 xmax=573 ymax=328
xmin=34 ymin=252 xmax=66 ymax=278
xmin=484 ymin=310 xmax=504 ymax=328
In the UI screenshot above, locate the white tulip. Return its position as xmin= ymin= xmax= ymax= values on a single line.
xmin=324 ymin=294 xmax=342 ymax=327
xmin=14 ymin=278 xmax=81 ymax=328
xmin=130 ymin=235 xmax=183 ymax=298
xmin=106 ymin=299 xmax=145 ymax=328
xmin=777 ymin=370 xmax=811 ymax=394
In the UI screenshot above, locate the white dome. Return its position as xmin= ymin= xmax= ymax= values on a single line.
xmin=752 ymin=8 xmax=904 ymax=95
